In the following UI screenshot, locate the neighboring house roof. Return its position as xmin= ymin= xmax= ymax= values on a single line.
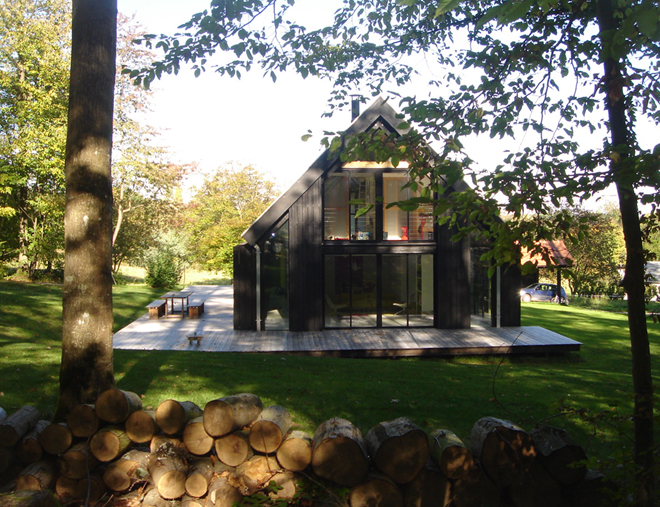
xmin=646 ymin=261 xmax=660 ymax=284
xmin=520 ymin=239 xmax=574 ymax=268
xmin=241 ymin=96 xmax=467 ymax=246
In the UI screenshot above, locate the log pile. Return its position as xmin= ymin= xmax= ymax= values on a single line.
xmin=0 ymin=393 xmax=613 ymax=506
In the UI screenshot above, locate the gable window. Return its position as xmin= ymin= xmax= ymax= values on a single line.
xmin=323 ymin=172 xmax=376 ymax=240
xmin=383 ymin=174 xmax=434 ymax=241
xmin=323 ymin=169 xmax=433 ymax=242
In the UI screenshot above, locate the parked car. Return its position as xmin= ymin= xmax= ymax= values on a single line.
xmin=520 ymin=283 xmax=569 ymax=304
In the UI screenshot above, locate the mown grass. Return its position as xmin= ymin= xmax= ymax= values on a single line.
xmin=0 ymin=280 xmax=658 ymax=465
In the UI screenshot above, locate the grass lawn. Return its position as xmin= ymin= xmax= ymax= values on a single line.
xmin=1 ymin=280 xmax=658 ymax=467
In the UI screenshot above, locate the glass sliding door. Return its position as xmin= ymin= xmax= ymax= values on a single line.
xmin=408 ymin=254 xmax=434 ymax=326
xmin=382 ymin=255 xmax=407 ymax=327
xmin=350 ymin=255 xmax=377 ymax=327
xmin=325 ymin=253 xmax=433 ymax=328
xmin=324 ymin=255 xmax=351 ymax=328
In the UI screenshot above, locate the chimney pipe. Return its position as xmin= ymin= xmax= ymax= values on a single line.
xmin=351 ymin=95 xmax=361 ymax=121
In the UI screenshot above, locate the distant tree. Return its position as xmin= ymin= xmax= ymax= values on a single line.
xmin=0 ymin=0 xmax=70 ymax=277
xmin=557 ymin=207 xmax=625 ymax=295
xmin=111 ymin=14 xmax=191 ymax=274
xmin=57 ymin=0 xmax=117 ymax=419
xmin=185 ymin=164 xmax=275 ymax=275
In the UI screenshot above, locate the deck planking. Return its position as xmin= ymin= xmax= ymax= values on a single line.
xmin=113 ymin=285 xmax=581 ymax=357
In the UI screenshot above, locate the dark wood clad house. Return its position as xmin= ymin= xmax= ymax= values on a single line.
xmin=233 ymin=97 xmax=521 ymax=332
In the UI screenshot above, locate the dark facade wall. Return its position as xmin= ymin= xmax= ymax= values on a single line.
xmin=233 ymin=243 xmax=256 ymax=330
xmin=491 ymin=262 xmax=522 ymax=327
xmin=288 ymin=178 xmax=324 ymax=331
xmin=435 ymin=224 xmax=471 ymax=328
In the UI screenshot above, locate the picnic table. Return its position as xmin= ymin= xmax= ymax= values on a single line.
xmin=161 ymin=291 xmax=193 ymax=318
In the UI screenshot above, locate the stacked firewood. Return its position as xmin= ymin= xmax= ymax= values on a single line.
xmin=0 ymin=393 xmax=614 ymax=507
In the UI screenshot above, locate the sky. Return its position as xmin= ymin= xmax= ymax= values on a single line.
xmin=116 ymin=0 xmax=649 ymax=209
xmin=117 ymin=0 xmax=345 ymax=193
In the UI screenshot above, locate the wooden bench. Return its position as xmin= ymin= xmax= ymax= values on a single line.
xmin=188 ymin=299 xmax=205 ymax=319
xmin=187 ymin=333 xmax=203 ymax=345
xmin=147 ymin=300 xmax=166 ymax=320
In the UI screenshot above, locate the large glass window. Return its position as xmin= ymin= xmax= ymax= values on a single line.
xmin=262 ymin=221 xmax=289 ymax=330
xmin=324 ymin=170 xmax=433 ymax=242
xmin=324 ymin=173 xmax=376 ymax=240
xmin=383 ymin=174 xmax=434 ymax=241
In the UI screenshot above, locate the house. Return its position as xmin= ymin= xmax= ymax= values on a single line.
xmin=233 ymin=97 xmax=521 ymax=331
xmin=520 ymin=239 xmax=574 ymax=292
xmin=645 ymin=261 xmax=660 ymax=300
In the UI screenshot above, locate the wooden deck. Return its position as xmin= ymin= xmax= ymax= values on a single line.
xmin=113 ymin=285 xmax=581 ymax=357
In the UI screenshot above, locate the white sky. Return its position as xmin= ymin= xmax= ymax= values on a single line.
xmin=117 ymin=0 xmax=652 ymax=210
xmin=118 ymin=0 xmax=344 ymax=193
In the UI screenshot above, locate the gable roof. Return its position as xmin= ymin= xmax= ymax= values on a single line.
xmin=521 ymin=239 xmax=574 ymax=268
xmin=242 ymin=96 xmax=464 ymax=245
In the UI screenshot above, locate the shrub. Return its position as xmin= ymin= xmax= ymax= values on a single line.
xmin=143 ymin=231 xmax=188 ymax=288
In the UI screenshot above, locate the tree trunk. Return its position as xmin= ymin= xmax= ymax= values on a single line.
xmin=215 ymin=430 xmax=251 ymax=467
xmin=55 ymin=475 xmax=78 ymax=500
xmin=57 ymin=0 xmax=117 ymax=420
xmin=268 ymin=470 xmax=298 ymax=501
xmin=470 ymin=417 xmax=536 ymax=488
xmin=0 ymin=406 xmax=40 ymax=447
xmin=59 ymin=442 xmax=99 ymax=480
xmin=207 ymin=475 xmax=243 ymax=507
xmin=142 ymin=485 xmax=181 ymax=507
xmin=95 ymin=388 xmax=142 ymax=423
xmin=451 ymin=463 xmax=501 ymax=507
xmin=229 ymin=455 xmax=279 ymax=496
xmin=429 ymin=428 xmax=474 ymax=480
xmin=181 ymin=495 xmax=204 ymax=507
xmin=248 ymin=405 xmax=291 ymax=454
xmin=102 ymin=448 xmax=150 ymax=492
xmin=276 ymin=430 xmax=313 ymax=472
xmin=312 ymin=417 xmax=369 ymax=487
xmin=125 ymin=410 xmax=158 ymax=444
xmin=530 ymin=426 xmax=586 ymax=485
xmin=15 ymin=460 xmax=57 ymax=491
xmin=596 ymin=1 xmax=654 ymax=504
xmin=156 ymin=400 xmax=203 ymax=436
xmin=507 ymin=459 xmax=562 ymax=507
xmin=16 ymin=420 xmax=49 ymax=465
xmin=38 ymin=422 xmax=73 ymax=456
xmin=90 ymin=425 xmax=132 ymax=462
xmin=402 ymin=459 xmax=451 ymax=507
xmin=349 ymin=472 xmax=404 ymax=507
xmin=150 ymin=435 xmax=185 ymax=455
xmin=182 ymin=416 xmax=214 ymax=456
xmin=73 ymin=469 xmax=107 ymax=503
xmin=365 ymin=417 xmax=429 ymax=484
xmin=184 ymin=457 xmax=214 ymax=498
xmin=203 ymin=393 xmax=263 ymax=437
xmin=66 ymin=404 xmax=99 ymax=438
xmin=148 ymin=447 xmax=189 ymax=500
xmin=0 ymin=490 xmax=59 ymax=507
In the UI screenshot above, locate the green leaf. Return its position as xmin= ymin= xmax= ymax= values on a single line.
xmin=435 ymin=0 xmax=462 ymax=17
xmin=637 ymin=9 xmax=658 ymax=37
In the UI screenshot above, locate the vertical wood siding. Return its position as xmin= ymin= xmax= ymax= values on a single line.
xmin=435 ymin=224 xmax=471 ymax=328
xmin=288 ymin=178 xmax=324 ymax=331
